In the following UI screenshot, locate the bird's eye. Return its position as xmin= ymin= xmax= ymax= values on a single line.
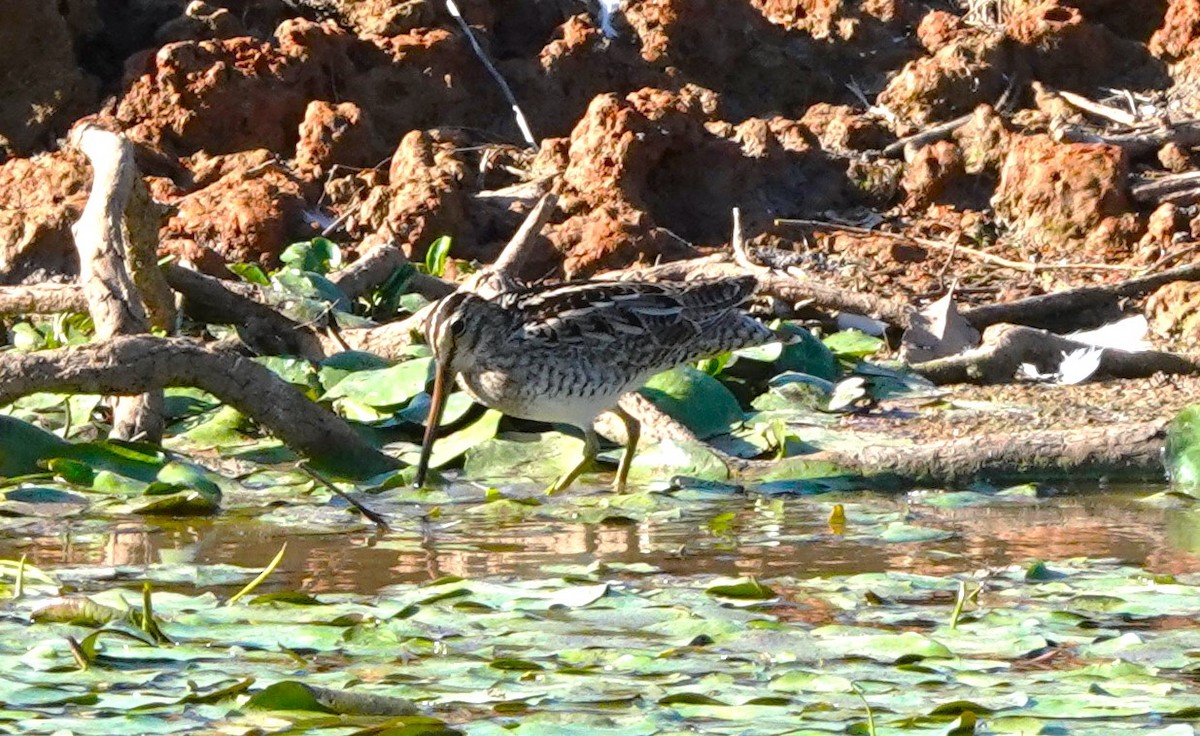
xmin=450 ymin=318 xmax=467 ymax=337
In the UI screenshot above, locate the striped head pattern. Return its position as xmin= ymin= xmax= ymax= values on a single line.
xmin=423 ymin=290 xmax=497 ymax=372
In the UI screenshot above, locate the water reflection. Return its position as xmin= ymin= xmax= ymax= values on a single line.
xmin=2 ymin=488 xmax=1199 ymax=595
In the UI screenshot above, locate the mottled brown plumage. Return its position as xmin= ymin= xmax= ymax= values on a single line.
xmin=415 ymin=276 xmax=776 ymax=492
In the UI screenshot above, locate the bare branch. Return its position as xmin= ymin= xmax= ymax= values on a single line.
xmin=69 ymin=123 xmax=163 ymax=441
xmin=914 ymin=324 xmax=1200 ymax=385
xmin=0 ymin=336 xmax=400 ymax=478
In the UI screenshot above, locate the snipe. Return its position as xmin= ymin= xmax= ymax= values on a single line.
xmin=414 ymin=276 xmax=776 ymax=493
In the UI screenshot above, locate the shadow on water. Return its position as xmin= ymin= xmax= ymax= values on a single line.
xmin=3 ymin=484 xmax=1199 ymax=595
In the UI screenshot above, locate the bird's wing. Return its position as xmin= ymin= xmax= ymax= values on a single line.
xmin=496 ymin=277 xmax=758 ymax=347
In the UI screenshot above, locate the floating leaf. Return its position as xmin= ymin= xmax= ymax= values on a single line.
xmin=322 ymin=358 xmax=432 ymax=408
xmin=706 ymin=578 xmax=776 ymax=600
xmin=318 ymin=351 xmax=395 ymax=390
xmin=628 ymin=440 xmax=729 ymax=482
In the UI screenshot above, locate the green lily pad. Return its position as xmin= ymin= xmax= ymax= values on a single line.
xmin=706 ymin=578 xmax=776 ymax=600
xmin=639 ymin=366 xmax=742 ymax=439
xmin=321 ymin=358 xmax=433 ymax=408
xmin=403 ymin=409 xmax=502 ymax=471
xmin=0 ymin=416 xmax=69 ymax=477
xmin=823 ymin=329 xmax=884 ymax=361
xmin=464 ymin=432 xmax=583 ymax=482
xmin=628 ymin=440 xmax=729 ymax=482
xmin=318 ymin=350 xmax=396 ymax=390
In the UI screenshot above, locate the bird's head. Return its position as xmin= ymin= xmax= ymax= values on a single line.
xmin=414 ymin=291 xmax=485 ymax=487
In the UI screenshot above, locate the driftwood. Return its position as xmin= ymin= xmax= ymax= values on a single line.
xmin=879 ymin=83 xmax=1016 ymax=160
xmin=963 ymin=261 xmax=1200 ymax=330
xmin=0 ymin=336 xmax=400 ymax=477
xmin=0 ymin=284 xmax=89 ymax=315
xmin=775 ymin=218 xmax=1133 ymax=275
xmin=1056 ymin=120 xmax=1200 ymax=158
xmin=162 ymin=264 xmax=327 ymax=361
xmin=914 ymin=324 xmax=1200 ymax=385
xmin=881 ymin=111 xmax=974 ymax=159
xmin=329 ymin=236 xmax=454 ymax=302
xmin=69 ymin=124 xmax=165 ymax=442
xmin=607 ymin=255 xmax=918 ymax=329
xmin=0 ymin=268 xmax=328 ymax=361
xmin=464 ymin=192 xmax=558 ymax=296
xmin=811 ymin=421 xmax=1168 ymax=486
xmin=1131 ymin=171 xmax=1200 ymax=206
xmin=125 ymin=176 xmax=176 ymax=331
xmin=333 ymin=311 xmax=426 ymax=359
xmin=1052 ymin=87 xmax=1140 ymax=127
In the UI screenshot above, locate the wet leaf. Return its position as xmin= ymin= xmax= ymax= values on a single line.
xmin=706 ymin=578 xmax=776 ymax=600
xmin=0 ymin=416 xmax=69 ymax=477
xmin=640 ymin=366 xmax=743 ymax=439
xmin=322 ymin=358 xmax=433 ymax=408
xmin=823 ymin=329 xmax=884 ymax=361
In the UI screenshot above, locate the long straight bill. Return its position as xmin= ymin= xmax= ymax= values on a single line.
xmin=414 ymin=359 xmax=453 ymax=487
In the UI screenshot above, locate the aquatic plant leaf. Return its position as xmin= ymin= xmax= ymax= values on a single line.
xmin=0 ymin=416 xmax=69 ymax=477
xmin=279 ymin=237 xmax=342 ymax=275
xmin=463 ymin=430 xmax=581 ymax=481
xmin=823 ymin=329 xmax=884 ymax=361
xmin=321 ymin=358 xmax=433 ymax=408
xmin=640 ymin=366 xmax=743 ymax=439
xmin=706 ymin=578 xmax=776 ymax=600
xmin=318 ymin=351 xmax=395 ymax=390
xmin=628 ymin=439 xmax=729 ymax=482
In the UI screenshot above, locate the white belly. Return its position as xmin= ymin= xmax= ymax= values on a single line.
xmin=457 ymin=368 xmax=643 ymax=429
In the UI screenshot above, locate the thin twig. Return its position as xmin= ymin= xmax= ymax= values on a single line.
xmin=299 ymin=462 xmax=391 ymax=531
xmin=446 ymin=0 xmax=537 ymax=148
xmin=1054 ymin=87 xmax=1139 ymax=127
xmin=729 ymin=208 xmax=767 ymax=274
xmin=1138 ymin=241 xmax=1200 ymax=275
xmin=774 ymin=219 xmax=1137 ymax=274
xmin=881 ymin=77 xmax=1017 ymax=159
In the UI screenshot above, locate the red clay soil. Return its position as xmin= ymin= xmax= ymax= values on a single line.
xmin=5 ymin=0 xmax=1200 ymax=348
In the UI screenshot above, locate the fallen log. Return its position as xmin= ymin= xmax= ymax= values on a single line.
xmin=0 ymin=284 xmax=89 ymax=316
xmin=913 ymin=323 xmax=1200 ymax=385
xmin=602 ymin=255 xmax=918 ymax=329
xmin=330 ymin=236 xmax=454 ymax=302
xmin=963 ymin=261 xmax=1200 ymax=330
xmin=163 ymin=263 xmax=326 ymax=361
xmin=0 ymin=335 xmax=400 ymax=478
xmin=816 ymin=420 xmax=1168 ymax=486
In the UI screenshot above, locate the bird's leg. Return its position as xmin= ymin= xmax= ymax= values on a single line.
xmin=610 ymin=405 xmax=640 ymax=494
xmin=546 ymin=428 xmax=599 ymax=495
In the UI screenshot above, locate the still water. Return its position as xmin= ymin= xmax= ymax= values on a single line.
xmin=1 ymin=484 xmax=1196 ymax=595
